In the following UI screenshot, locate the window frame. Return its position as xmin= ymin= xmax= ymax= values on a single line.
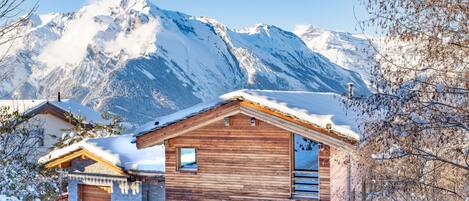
xmin=177 ymin=147 xmax=198 ymax=172
xmin=38 ymin=128 xmax=45 ymax=147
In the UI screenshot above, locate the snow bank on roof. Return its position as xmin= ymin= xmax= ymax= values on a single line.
xmin=0 ymin=99 xmax=45 ymax=113
xmin=49 ymin=99 xmax=109 ymax=124
xmin=39 ymin=134 xmax=165 ymax=172
xmin=225 ymin=90 xmax=360 ymax=140
xmin=136 ymin=89 xmax=360 ymax=140
xmin=134 ymin=99 xmax=223 ymax=135
xmin=0 ymin=99 xmax=109 ymax=124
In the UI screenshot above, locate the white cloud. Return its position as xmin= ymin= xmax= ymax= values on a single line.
xmin=104 ymin=19 xmax=160 ymax=59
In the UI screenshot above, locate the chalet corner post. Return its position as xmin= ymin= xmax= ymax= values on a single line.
xmin=289 ymin=132 xmax=294 ymax=198
xmin=319 ymin=144 xmax=331 ymax=201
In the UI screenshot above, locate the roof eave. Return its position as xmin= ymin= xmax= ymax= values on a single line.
xmin=43 ymin=148 xmax=128 ymax=176
xmin=136 ymin=100 xmax=358 ymax=150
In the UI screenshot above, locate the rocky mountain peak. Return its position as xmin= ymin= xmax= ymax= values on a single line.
xmin=0 ymin=3 xmax=369 ymax=126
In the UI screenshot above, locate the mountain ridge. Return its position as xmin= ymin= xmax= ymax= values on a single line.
xmin=0 ymin=0 xmax=369 ymax=125
xmin=293 ymin=24 xmax=376 ymax=85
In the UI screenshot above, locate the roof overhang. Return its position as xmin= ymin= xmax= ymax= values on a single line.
xmin=43 ymin=148 xmax=127 ymax=176
xmin=25 ymin=102 xmax=93 ymax=128
xmin=136 ymin=100 xmax=357 ymax=151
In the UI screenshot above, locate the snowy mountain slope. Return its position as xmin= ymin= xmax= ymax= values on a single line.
xmin=0 ymin=0 xmax=368 ymax=125
xmin=293 ymin=25 xmax=376 ymax=85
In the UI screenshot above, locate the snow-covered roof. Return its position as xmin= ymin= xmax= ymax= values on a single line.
xmin=0 ymin=99 xmax=109 ymax=124
xmin=39 ymin=134 xmax=165 ymax=173
xmin=136 ymin=89 xmax=360 ymax=141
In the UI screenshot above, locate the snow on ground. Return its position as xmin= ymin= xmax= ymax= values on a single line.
xmin=0 ymin=99 xmax=109 ymax=125
xmin=0 ymin=195 xmax=18 ymax=201
xmin=136 ymin=89 xmax=360 ymax=140
xmin=39 ymin=134 xmax=165 ymax=172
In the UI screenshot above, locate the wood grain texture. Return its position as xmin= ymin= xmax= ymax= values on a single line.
xmin=137 ymin=101 xmax=240 ymax=149
xmin=78 ymin=184 xmax=111 ymax=201
xmin=239 ymin=101 xmax=357 ymax=145
xmin=44 ymin=149 xmax=126 ymax=175
xmin=165 ymin=114 xmax=292 ymax=200
xmin=319 ymin=144 xmax=331 ymax=201
xmin=137 ymin=100 xmax=357 ymax=150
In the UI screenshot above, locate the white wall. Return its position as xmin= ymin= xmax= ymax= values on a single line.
xmin=35 ymin=114 xmax=74 ymax=147
xmin=330 ymin=147 xmax=351 ymax=201
xmin=21 ymin=114 xmax=74 ymax=159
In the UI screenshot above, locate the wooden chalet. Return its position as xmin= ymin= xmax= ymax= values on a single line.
xmin=135 ymin=89 xmax=360 ymax=201
xmin=40 ymin=135 xmax=165 ymax=201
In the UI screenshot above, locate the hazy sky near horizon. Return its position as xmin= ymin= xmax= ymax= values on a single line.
xmin=26 ymin=0 xmax=370 ymax=33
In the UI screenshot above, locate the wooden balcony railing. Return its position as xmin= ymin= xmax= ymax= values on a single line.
xmin=292 ymin=169 xmax=319 ymax=199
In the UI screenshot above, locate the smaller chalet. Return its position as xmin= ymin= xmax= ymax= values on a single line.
xmin=135 ymin=89 xmax=361 ymax=201
xmin=39 ymin=135 xmax=165 ymax=201
xmin=0 ymin=96 xmax=109 ymax=158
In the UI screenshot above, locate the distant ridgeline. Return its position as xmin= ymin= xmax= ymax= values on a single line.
xmin=0 ymin=0 xmax=369 ymax=125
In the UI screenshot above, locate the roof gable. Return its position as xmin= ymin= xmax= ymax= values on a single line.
xmin=135 ymin=89 xmax=360 ymax=150
xmin=40 ymin=135 xmax=165 ymax=173
xmin=225 ymin=90 xmax=360 ymax=139
xmin=136 ymin=100 xmax=357 ymax=150
xmin=0 ymin=99 xmax=109 ymax=125
xmin=44 ymin=148 xmax=126 ymax=175
xmin=136 ymin=90 xmax=360 ymax=141
xmin=136 ymin=101 xmax=241 ymax=148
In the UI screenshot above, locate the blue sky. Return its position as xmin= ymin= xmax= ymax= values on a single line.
xmin=26 ymin=0 xmax=369 ymax=33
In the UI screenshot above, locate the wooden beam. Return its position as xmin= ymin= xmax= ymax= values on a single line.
xmin=240 ymin=101 xmax=357 ymax=144
xmin=136 ymin=99 xmax=357 ymax=150
xmin=239 ymin=104 xmax=356 ymax=151
xmin=289 ymin=133 xmax=294 ymax=198
xmin=27 ymin=103 xmax=94 ymax=128
xmin=44 ymin=148 xmax=126 ymax=175
xmin=59 ymin=161 xmax=71 ymax=169
xmin=136 ymin=101 xmax=241 ymax=149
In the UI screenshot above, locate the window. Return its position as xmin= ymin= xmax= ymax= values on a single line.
xmin=293 ymin=134 xmax=320 ymax=198
xmin=38 ymin=128 xmax=45 ymax=147
xmin=294 ymin=134 xmax=319 ymax=171
xmin=178 ymin=148 xmax=197 ymax=171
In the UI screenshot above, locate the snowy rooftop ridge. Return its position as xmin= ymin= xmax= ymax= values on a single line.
xmin=38 ymin=134 xmax=165 ymax=173
xmin=0 ymin=99 xmax=109 ymax=125
xmin=136 ymin=89 xmax=361 ymax=141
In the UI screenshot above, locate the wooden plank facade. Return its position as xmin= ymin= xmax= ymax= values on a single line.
xmin=165 ymin=114 xmax=292 ymax=200
xmin=136 ymin=100 xmax=355 ymax=200
xmin=319 ymin=144 xmax=331 ymax=201
xmin=164 ymin=114 xmax=334 ymax=200
xmin=78 ymin=184 xmax=111 ymax=201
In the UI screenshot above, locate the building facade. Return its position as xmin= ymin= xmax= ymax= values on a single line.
xmin=0 ymin=98 xmax=108 ymax=159
xmin=135 ymin=90 xmax=359 ymax=200
xmin=40 ymin=135 xmax=166 ymax=201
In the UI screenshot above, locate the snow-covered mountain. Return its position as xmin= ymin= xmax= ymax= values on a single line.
xmin=293 ymin=25 xmax=376 ymax=85
xmin=0 ymin=0 xmax=368 ymax=125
